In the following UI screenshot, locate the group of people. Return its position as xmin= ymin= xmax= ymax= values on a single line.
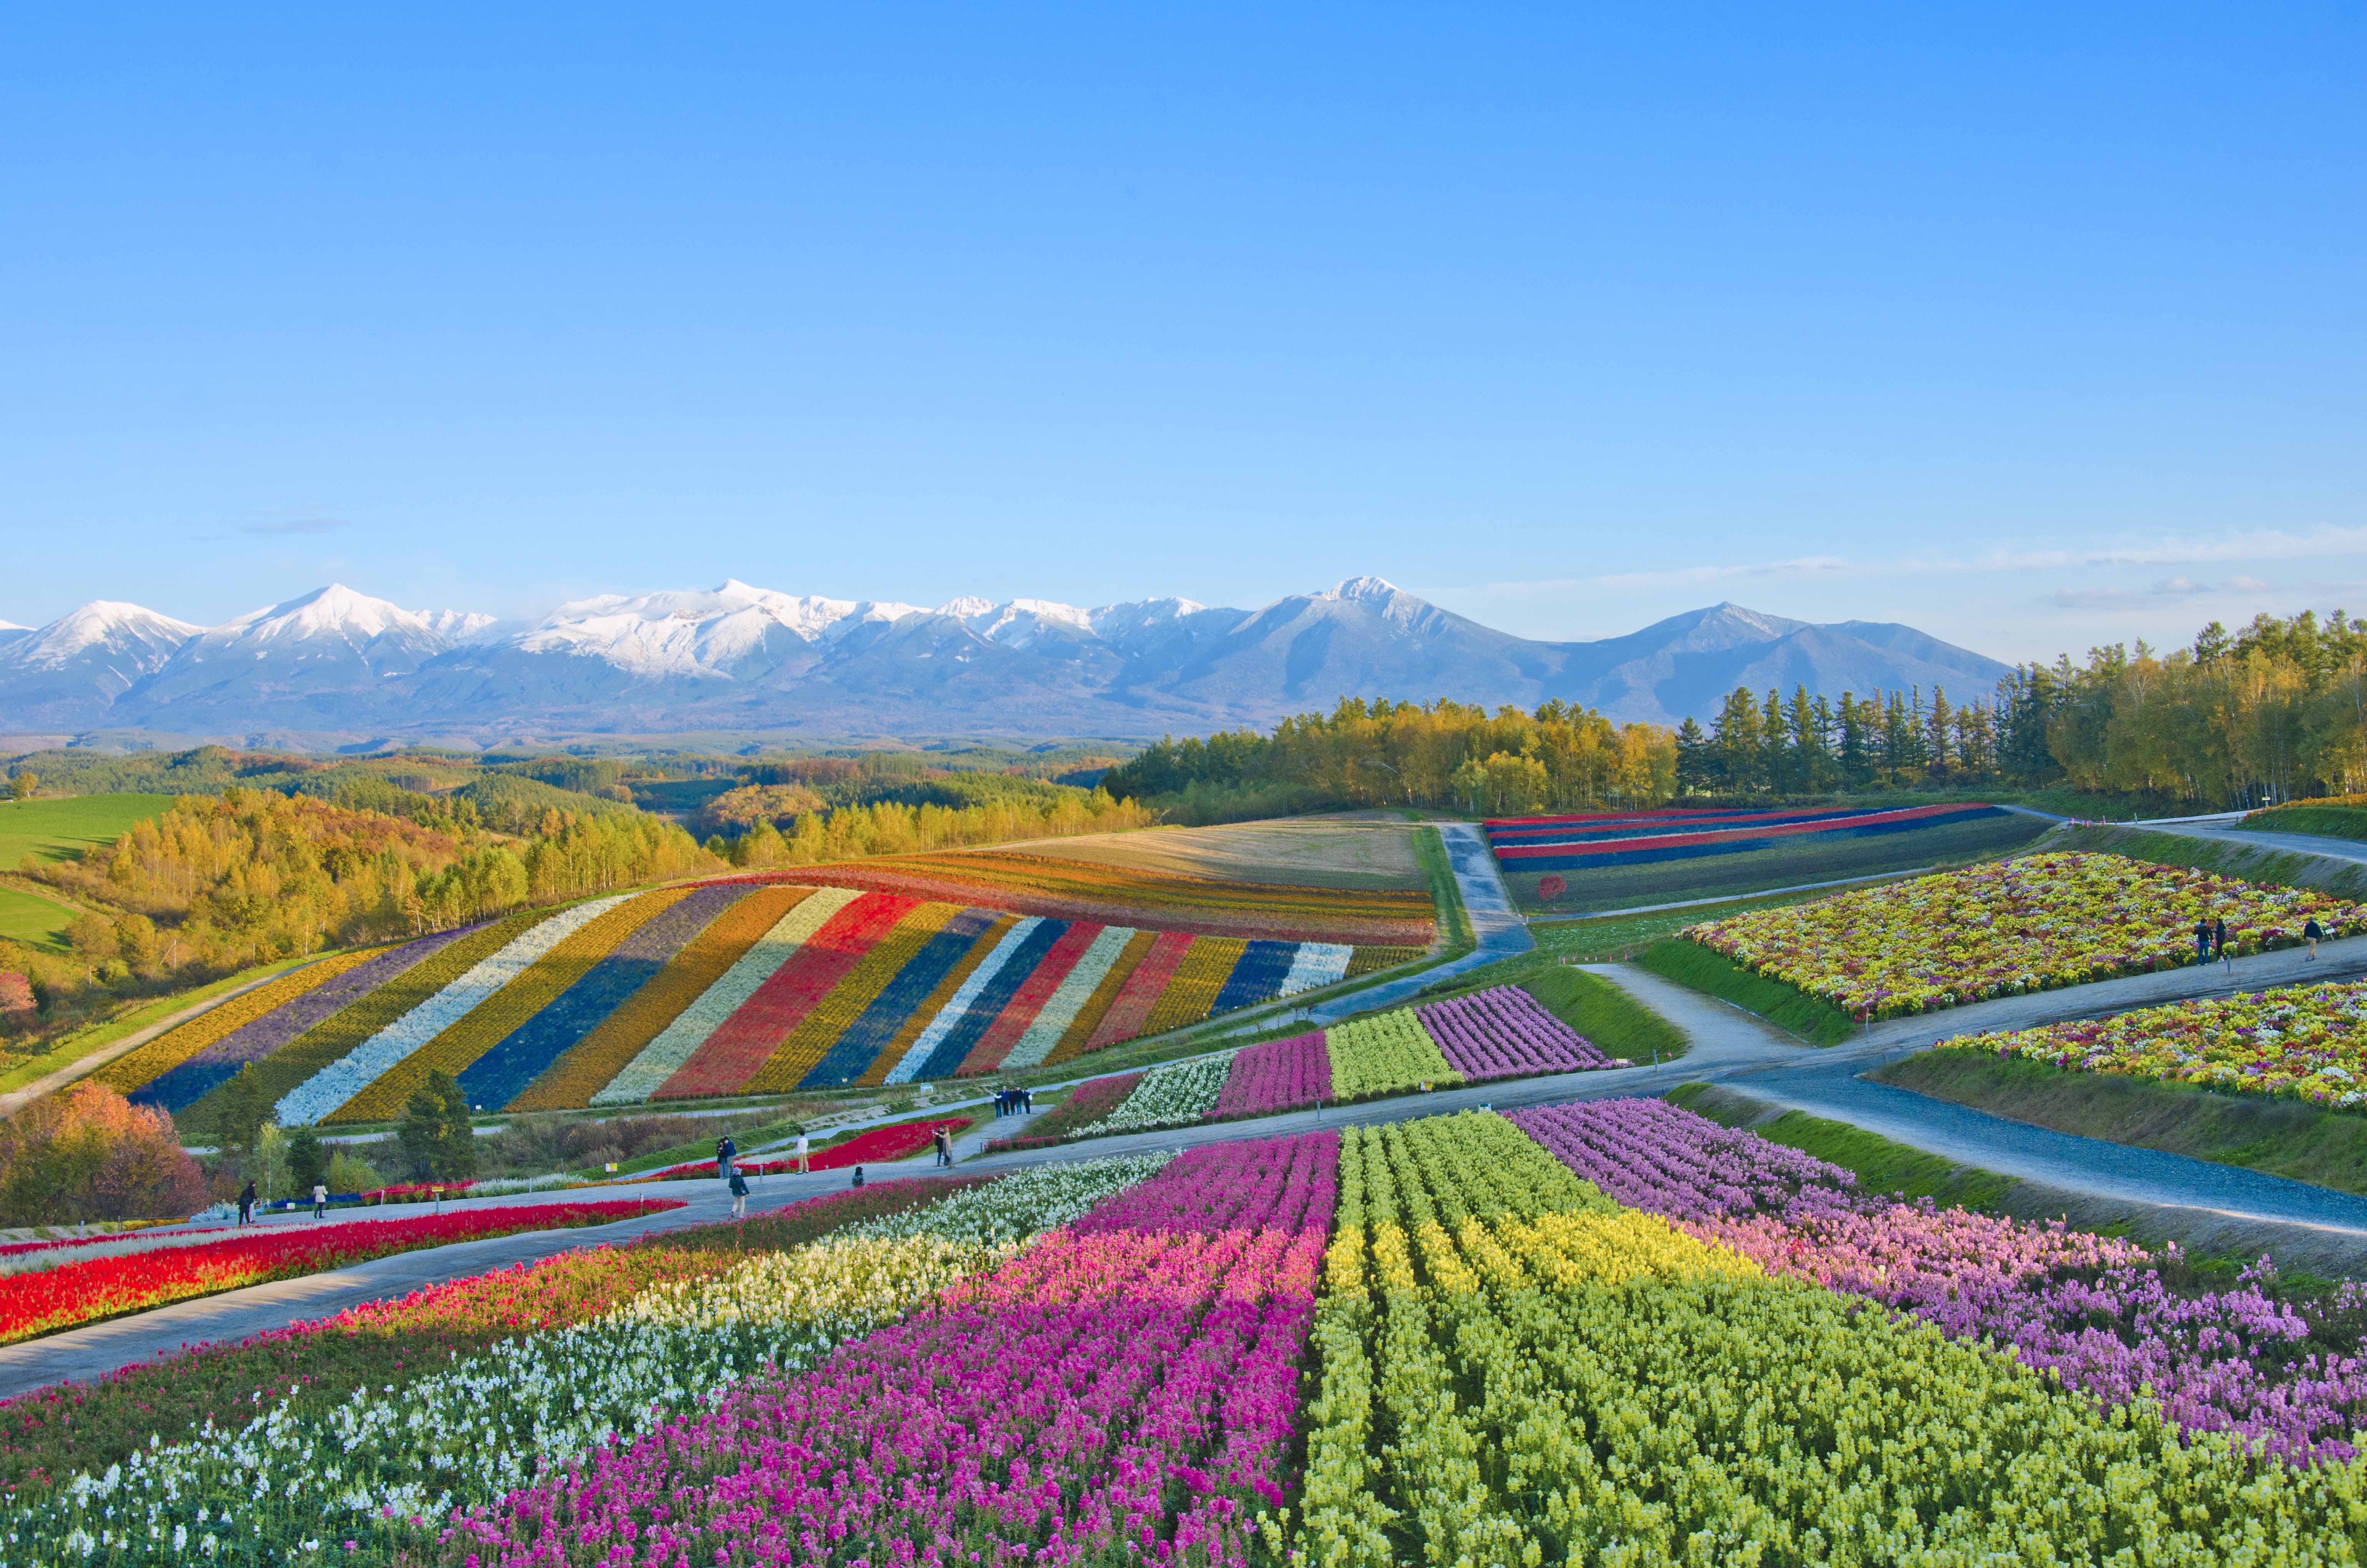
xmin=233 ymin=1178 xmax=333 ymax=1226
xmin=991 ymin=1086 xmax=1034 ymax=1116
xmin=2194 ymin=913 xmax=2327 ymax=970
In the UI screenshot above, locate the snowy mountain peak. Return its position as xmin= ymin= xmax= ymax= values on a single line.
xmin=1323 ymin=575 xmax=1405 ymax=605
xmin=7 ymin=601 xmax=204 ymax=667
xmin=215 ymin=583 xmax=435 ymax=646
xmin=0 ymin=619 xmax=25 ymax=632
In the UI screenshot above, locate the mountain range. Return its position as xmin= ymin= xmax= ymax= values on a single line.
xmin=0 ymin=578 xmax=2012 ymax=744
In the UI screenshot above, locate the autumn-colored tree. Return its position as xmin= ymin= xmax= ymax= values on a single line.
xmin=0 ymin=1080 xmax=207 ymax=1225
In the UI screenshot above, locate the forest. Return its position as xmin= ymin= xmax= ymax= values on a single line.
xmin=1103 ymin=610 xmax=2367 ymax=819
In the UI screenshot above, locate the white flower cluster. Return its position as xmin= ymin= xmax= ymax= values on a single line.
xmin=847 ymin=1150 xmax=1173 ymax=1247
xmin=2 ymin=1152 xmax=1171 ymax=1566
xmin=1092 ymin=1051 xmax=1238 ymax=1136
xmin=274 ymin=895 xmax=632 ymax=1127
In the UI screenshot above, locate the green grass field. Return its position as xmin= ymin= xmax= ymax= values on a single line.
xmin=1505 ymin=809 xmax=2051 ymax=915
xmin=0 ymin=793 xmax=176 ymax=869
xmin=1876 ymin=1049 xmax=2367 ymax=1198
xmin=1633 ymin=937 xmax=1859 ymax=1045
xmin=2238 ymin=804 xmax=2367 ymax=843
xmin=0 ymin=885 xmax=76 ymax=950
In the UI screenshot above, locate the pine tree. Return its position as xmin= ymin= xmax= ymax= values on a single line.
xmin=1673 ymin=718 xmax=1711 ymax=794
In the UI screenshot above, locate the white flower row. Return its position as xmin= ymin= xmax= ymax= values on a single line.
xmin=999 ymin=925 xmax=1140 ymax=1071
xmin=5 ymin=1151 xmax=1170 ymax=1566
xmin=1279 ymin=942 xmax=1354 ymax=997
xmin=274 ymin=896 xmax=633 ymax=1128
xmin=847 ymin=1149 xmax=1173 ymax=1247
xmin=591 ymin=887 xmax=860 ymax=1106
xmin=882 ymin=917 xmax=1047 ymax=1084
xmin=1094 ymin=1050 xmax=1238 ymax=1135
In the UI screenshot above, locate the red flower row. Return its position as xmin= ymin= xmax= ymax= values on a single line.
xmin=0 ymin=1199 xmax=679 ymax=1347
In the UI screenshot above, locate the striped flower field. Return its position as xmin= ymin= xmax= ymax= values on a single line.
xmin=118 ymin=873 xmax=1424 ymax=1126
xmin=1485 ymin=800 xmax=2013 ymax=873
xmin=997 ymin=983 xmax=1617 ymax=1147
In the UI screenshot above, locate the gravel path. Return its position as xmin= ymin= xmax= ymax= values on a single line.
xmin=2121 ymin=814 xmax=2367 ymax=869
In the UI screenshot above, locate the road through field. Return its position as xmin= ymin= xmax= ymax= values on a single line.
xmin=11 ymin=905 xmax=2365 ymax=1400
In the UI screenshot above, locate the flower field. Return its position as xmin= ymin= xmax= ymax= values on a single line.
xmin=1488 ymin=800 xmax=2012 ymax=870
xmin=0 ymin=1200 xmax=677 ymax=1346
xmin=102 ymin=872 xmax=1426 ymax=1126
xmin=1002 ymin=984 xmax=1620 ymax=1146
xmin=756 ymin=851 xmax=1436 ymax=945
xmin=1686 ymin=850 xmax=2367 ymax=1018
xmin=7 ymin=1100 xmax=2366 ymax=1564
xmin=1938 ymin=978 xmax=2367 ymax=1107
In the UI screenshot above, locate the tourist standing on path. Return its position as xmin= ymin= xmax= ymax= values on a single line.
xmin=2306 ymin=917 xmax=2324 ymax=960
xmin=851 ymin=1165 xmax=865 ymax=1188
xmin=2194 ymin=916 xmax=2212 ymax=965
xmin=794 ymin=1132 xmax=810 ymax=1174
xmin=311 ymin=1182 xmax=327 ymax=1219
xmin=1022 ymin=1087 xmax=1033 ymax=1113
xmin=716 ymin=1135 xmax=736 ymax=1181
xmin=2216 ymin=917 xmax=2232 ymax=973
xmin=728 ymin=1164 xmax=749 ymax=1220
xmin=238 ymin=1181 xmax=256 ymax=1227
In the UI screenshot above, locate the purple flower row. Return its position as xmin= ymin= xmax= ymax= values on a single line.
xmin=1417 ymin=985 xmax=1610 ymax=1081
xmin=443 ymin=1134 xmax=1334 ymax=1565
xmin=1074 ymin=1131 xmax=1338 ymax=1237
xmin=1510 ymin=1097 xmax=2367 ymax=1465
xmin=1209 ymin=1032 xmax=1331 ymax=1119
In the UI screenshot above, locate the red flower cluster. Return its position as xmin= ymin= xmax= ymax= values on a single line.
xmin=648 ymin=1116 xmax=973 ymax=1181
xmin=0 ymin=1199 xmax=679 ymax=1347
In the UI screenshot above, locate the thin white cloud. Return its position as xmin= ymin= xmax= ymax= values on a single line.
xmin=1464 ymin=526 xmax=2367 ymax=598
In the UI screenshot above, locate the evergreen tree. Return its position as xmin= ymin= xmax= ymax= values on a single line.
xmin=398 ymin=1070 xmax=479 ymax=1181
xmin=1837 ymin=693 xmax=1872 ymax=789
xmin=287 ymin=1125 xmax=326 ymax=1196
xmin=1672 ymin=718 xmax=1712 ymax=794
xmin=1711 ymin=688 xmax=1762 ymax=792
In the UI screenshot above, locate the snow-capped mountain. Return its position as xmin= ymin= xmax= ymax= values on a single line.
xmin=0 ymin=578 xmax=2012 ymax=739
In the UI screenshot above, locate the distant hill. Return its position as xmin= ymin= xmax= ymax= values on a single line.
xmin=0 ymin=577 xmax=2010 ymax=740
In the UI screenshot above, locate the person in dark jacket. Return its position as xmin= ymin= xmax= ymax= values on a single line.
xmin=851 ymin=1165 xmax=866 ymax=1189
xmin=238 ymin=1181 xmax=257 ymax=1227
xmin=716 ymin=1135 xmax=736 ymax=1181
xmin=2305 ymin=917 xmax=2325 ymax=960
xmin=2195 ymin=916 xmax=2212 ymax=964
xmin=728 ymin=1164 xmax=750 ymax=1220
xmin=2216 ymin=917 xmax=2232 ymax=972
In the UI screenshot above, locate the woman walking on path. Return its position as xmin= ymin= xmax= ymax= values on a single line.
xmin=2306 ymin=917 xmax=2324 ymax=960
xmin=794 ymin=1132 xmax=810 ymax=1174
xmin=238 ymin=1181 xmax=256 ymax=1227
xmin=728 ymin=1164 xmax=749 ymax=1220
xmin=311 ymin=1181 xmax=327 ymax=1219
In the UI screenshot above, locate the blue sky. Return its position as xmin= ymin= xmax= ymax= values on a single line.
xmin=2 ymin=5 xmax=2360 ymax=663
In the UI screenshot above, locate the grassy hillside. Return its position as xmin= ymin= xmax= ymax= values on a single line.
xmin=1633 ymin=938 xmax=1858 ymax=1045
xmin=2047 ymin=822 xmax=2367 ymax=899
xmin=2239 ymin=804 xmax=2367 ymax=843
xmin=1876 ymin=1048 xmax=2367 ymax=1198
xmin=0 ymin=794 xmax=176 ymax=869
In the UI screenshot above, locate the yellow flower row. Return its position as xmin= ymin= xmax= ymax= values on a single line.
xmin=1285 ymin=1108 xmax=2365 ymax=1566
xmin=96 ymin=946 xmax=387 ymax=1095
xmin=327 ymin=889 xmax=689 ymax=1123
xmin=745 ymin=902 xmax=965 ymax=1094
xmin=1324 ymin=1008 xmax=1461 ymax=1102
xmin=1137 ymin=936 xmax=1246 ymax=1036
xmin=506 ymin=886 xmax=806 ymax=1112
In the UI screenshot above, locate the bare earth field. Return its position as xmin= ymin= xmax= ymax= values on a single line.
xmin=976 ymin=814 xmax=1424 ymax=890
